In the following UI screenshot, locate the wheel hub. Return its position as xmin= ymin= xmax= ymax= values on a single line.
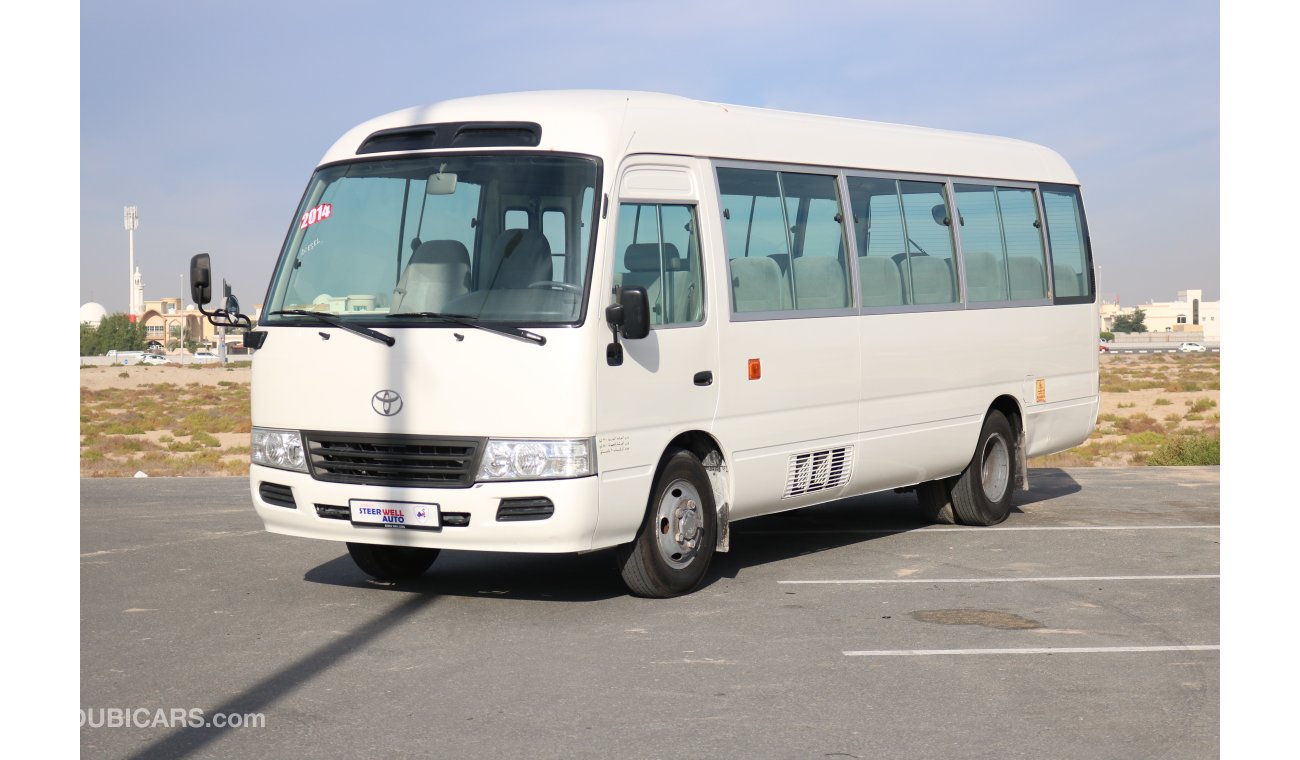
xmin=980 ymin=433 xmax=1010 ymax=502
xmin=656 ymin=480 xmax=703 ymax=569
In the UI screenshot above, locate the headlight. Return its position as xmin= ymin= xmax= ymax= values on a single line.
xmin=476 ymin=438 xmax=594 ymax=482
xmin=251 ymin=427 xmax=307 ymax=472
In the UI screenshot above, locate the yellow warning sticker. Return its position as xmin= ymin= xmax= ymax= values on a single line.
xmin=1035 ymin=378 xmax=1046 ymax=403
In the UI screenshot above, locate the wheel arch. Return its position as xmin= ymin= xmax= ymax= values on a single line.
xmin=664 ymin=430 xmax=733 ymax=552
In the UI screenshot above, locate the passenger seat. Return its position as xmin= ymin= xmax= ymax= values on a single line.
xmin=391 ymin=240 xmax=470 ymax=313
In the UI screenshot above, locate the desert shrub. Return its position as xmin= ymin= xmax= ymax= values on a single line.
xmin=1154 ymin=398 xmax=1172 ymax=406
xmin=1114 ymin=414 xmax=1163 ymax=435
xmin=1123 ymin=431 xmax=1167 ymax=449
xmin=191 ymin=431 xmax=221 ymax=448
xmin=1146 ymin=433 xmax=1219 ymax=466
xmin=1187 ymin=398 xmax=1216 ymax=413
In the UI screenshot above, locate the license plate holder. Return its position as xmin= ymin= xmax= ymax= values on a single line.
xmin=349 ymin=499 xmax=441 ymax=531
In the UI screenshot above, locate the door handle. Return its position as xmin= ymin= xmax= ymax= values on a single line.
xmin=693 ymin=371 xmax=713 ymax=387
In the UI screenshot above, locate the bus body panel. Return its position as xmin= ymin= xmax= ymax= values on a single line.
xmin=713 ymin=317 xmax=863 ymax=519
xmin=251 ymin=326 xmax=596 ymax=438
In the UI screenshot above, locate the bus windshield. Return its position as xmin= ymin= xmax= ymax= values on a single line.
xmin=265 ymin=154 xmax=599 ymax=325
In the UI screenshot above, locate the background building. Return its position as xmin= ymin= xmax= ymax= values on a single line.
xmin=1100 ymin=288 xmax=1219 ymax=342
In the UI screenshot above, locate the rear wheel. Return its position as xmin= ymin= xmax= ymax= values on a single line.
xmin=951 ymin=410 xmax=1016 ymax=526
xmin=346 ymin=543 xmax=440 ymax=581
xmin=616 ymin=448 xmax=717 ymax=598
xmin=916 ymin=478 xmax=957 ymax=524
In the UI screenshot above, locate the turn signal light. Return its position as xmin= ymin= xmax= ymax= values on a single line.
xmin=748 ymin=358 xmax=761 ymax=380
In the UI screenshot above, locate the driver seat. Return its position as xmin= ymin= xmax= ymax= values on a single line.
xmin=484 ymin=229 xmax=552 ymax=290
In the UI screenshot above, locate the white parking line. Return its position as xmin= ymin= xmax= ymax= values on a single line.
xmin=745 ymin=524 xmax=1218 ymax=535
xmin=780 ymin=574 xmax=1219 ymax=585
xmin=843 ymin=645 xmax=1220 ymax=657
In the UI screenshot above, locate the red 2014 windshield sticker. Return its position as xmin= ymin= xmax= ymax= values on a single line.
xmin=299 ymin=203 xmax=332 ymax=230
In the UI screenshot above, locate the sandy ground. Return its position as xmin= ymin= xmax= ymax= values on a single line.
xmin=80 ymin=364 xmax=251 ymax=390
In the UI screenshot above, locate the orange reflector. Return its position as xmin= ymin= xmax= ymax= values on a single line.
xmin=748 ymin=358 xmax=761 ymax=380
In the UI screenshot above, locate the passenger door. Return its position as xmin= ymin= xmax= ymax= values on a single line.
xmin=591 ymin=159 xmax=720 ymax=548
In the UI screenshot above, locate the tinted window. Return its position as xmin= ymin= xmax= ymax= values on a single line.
xmin=718 ymin=167 xmax=849 ymax=312
xmin=954 ymin=184 xmax=1048 ymax=304
xmin=847 ymin=177 xmax=957 ymax=307
xmin=1041 ymin=185 xmax=1093 ymax=302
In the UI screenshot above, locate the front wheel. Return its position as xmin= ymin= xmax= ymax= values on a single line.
xmin=346 ymin=542 xmax=440 ymax=581
xmin=950 ymin=410 xmax=1017 ymax=526
xmin=616 ymin=448 xmax=717 ymax=598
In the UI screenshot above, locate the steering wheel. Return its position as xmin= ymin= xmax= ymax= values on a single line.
xmin=527 ymin=281 xmax=582 ymax=294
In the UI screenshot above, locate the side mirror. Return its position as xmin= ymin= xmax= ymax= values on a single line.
xmin=616 ymin=286 xmax=650 ymax=340
xmin=225 ymin=294 xmax=241 ymax=315
xmin=190 ymin=254 xmax=212 ymax=306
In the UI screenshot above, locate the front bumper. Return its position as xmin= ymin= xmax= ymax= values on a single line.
xmin=250 ymin=464 xmax=601 ymax=553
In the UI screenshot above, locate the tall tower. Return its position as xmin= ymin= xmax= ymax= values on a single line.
xmin=124 ymin=206 xmax=140 ymax=318
xmin=132 ymin=267 xmax=145 ymax=318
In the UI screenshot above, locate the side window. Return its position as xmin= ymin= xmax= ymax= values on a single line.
xmin=504 ymin=208 xmax=529 ymax=230
xmin=718 ymin=167 xmax=849 ymax=313
xmin=954 ymin=184 xmax=1048 ymax=304
xmin=543 ymin=209 xmax=566 ymax=280
xmin=1041 ymin=184 xmax=1094 ymax=303
xmin=846 ymin=177 xmax=957 ymax=307
xmin=613 ymin=203 xmax=703 ymax=326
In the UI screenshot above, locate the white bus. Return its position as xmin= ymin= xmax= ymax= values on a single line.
xmin=192 ymin=91 xmax=1098 ymax=597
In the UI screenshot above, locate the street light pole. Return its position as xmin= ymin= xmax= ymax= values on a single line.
xmin=124 ymin=206 xmax=139 ymax=317
xmin=178 ymin=273 xmax=186 ymax=365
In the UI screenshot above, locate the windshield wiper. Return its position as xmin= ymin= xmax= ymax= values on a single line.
xmin=387 ymin=312 xmax=546 ymax=346
xmin=269 ymin=310 xmax=395 ymax=346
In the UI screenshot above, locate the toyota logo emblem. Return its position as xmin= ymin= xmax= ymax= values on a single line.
xmin=371 ymin=390 xmax=403 ymax=416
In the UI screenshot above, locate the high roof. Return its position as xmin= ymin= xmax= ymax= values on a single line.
xmin=319 ymin=90 xmax=1078 ymax=185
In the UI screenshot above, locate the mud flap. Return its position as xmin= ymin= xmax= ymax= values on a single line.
xmin=1016 ymin=425 xmax=1029 ymax=491
xmin=702 ymin=450 xmax=730 ymax=552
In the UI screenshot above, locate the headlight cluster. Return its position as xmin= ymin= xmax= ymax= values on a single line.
xmin=252 ymin=427 xmax=307 ymax=472
xmin=476 ymin=438 xmax=594 ymax=482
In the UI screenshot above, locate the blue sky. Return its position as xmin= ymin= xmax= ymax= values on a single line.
xmin=80 ymin=0 xmax=1219 ymax=312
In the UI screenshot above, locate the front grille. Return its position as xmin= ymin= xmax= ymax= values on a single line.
xmin=303 ymin=432 xmax=482 ymax=488
xmin=259 ymin=482 xmax=297 ymax=508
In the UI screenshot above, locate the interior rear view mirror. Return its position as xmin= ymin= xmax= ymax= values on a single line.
xmin=427 ymin=172 xmax=458 ymax=195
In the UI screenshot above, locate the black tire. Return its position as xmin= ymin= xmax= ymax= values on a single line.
xmin=346 ymin=542 xmax=440 ymax=581
xmin=916 ymin=478 xmax=957 ymax=525
xmin=951 ymin=410 xmax=1017 ymax=526
xmin=616 ymin=448 xmax=717 ymax=598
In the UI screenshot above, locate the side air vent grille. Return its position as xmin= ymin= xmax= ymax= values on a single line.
xmin=783 ymin=446 xmax=853 ymax=498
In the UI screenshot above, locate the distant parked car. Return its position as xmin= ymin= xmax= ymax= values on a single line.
xmin=1098 ymin=344 xmax=1110 ymax=353
xmin=1179 ymin=342 xmax=1208 ymax=353
xmin=192 ymin=351 xmax=220 ymax=364
xmin=139 ymin=354 xmax=170 ymax=366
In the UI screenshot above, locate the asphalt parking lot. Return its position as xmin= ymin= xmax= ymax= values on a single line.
xmin=81 ymin=467 xmax=1219 ymax=759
